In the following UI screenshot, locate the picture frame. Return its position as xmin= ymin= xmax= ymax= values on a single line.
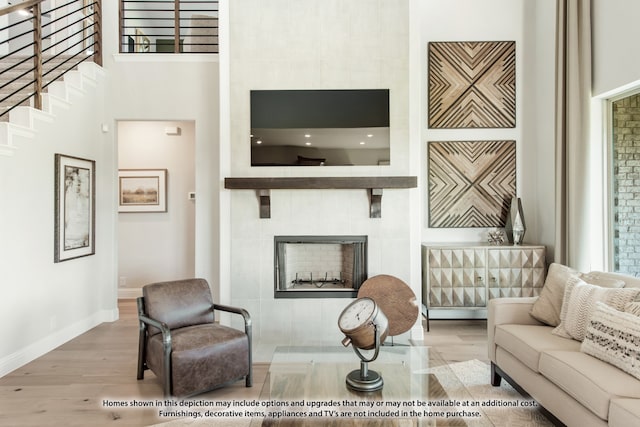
xmin=54 ymin=154 xmax=96 ymax=263
xmin=135 ymin=28 xmax=151 ymax=53
xmin=118 ymin=169 xmax=167 ymax=213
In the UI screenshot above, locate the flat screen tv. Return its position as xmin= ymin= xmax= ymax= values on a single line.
xmin=250 ymin=89 xmax=390 ymax=166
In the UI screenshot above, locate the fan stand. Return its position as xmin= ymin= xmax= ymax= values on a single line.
xmin=345 ymin=324 xmax=383 ymax=392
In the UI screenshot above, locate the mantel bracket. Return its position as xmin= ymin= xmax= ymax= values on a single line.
xmin=369 ymin=189 xmax=383 ymax=218
xmin=258 ymin=189 xmax=271 ymax=218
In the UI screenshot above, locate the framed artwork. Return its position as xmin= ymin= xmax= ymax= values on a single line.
xmin=54 ymin=154 xmax=96 ymax=263
xmin=428 ymin=41 xmax=516 ymax=128
xmin=83 ymin=0 xmax=95 ymax=16
xmin=135 ymin=29 xmax=151 ymax=53
xmin=118 ymin=169 xmax=167 ymax=213
xmin=428 ymin=140 xmax=516 ymax=228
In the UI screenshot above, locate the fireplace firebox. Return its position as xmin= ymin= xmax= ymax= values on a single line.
xmin=274 ymin=235 xmax=368 ymax=298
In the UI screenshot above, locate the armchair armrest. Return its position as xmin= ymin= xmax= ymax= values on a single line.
xmin=214 ymin=303 xmax=252 ymax=329
xmin=213 ymin=303 xmax=253 ymax=387
xmin=137 ymin=313 xmax=173 ymax=394
xmin=487 ymin=297 xmax=544 ymax=362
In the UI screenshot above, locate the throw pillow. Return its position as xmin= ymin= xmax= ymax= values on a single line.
xmin=581 ymin=302 xmax=640 ymax=381
xmin=625 ymin=301 xmax=640 ymax=316
xmin=529 ymin=265 xmax=626 ymax=327
xmin=579 ymin=272 xmax=626 ymax=289
xmin=530 ymin=263 xmax=581 ymax=326
xmin=552 ymin=277 xmax=640 ymax=341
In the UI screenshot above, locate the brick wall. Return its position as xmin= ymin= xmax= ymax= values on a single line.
xmin=613 ymin=93 xmax=640 ymax=276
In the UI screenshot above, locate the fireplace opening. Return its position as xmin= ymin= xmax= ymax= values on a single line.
xmin=274 ymin=235 xmax=368 ymax=298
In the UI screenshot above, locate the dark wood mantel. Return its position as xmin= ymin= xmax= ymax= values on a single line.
xmin=224 ymin=176 xmax=417 ymax=218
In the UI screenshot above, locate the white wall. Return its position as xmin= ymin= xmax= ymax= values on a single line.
xmin=225 ymin=0 xmax=422 ymax=345
xmin=0 ymin=69 xmax=116 ymax=376
xmin=103 ymin=57 xmax=221 ymax=297
xmin=592 ymin=0 xmax=640 ymax=97
xmin=417 ymin=0 xmax=558 ymax=258
xmin=117 ymin=121 xmax=195 ymax=293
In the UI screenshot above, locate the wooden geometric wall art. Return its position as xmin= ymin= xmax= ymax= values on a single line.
xmin=428 ymin=140 xmax=516 ymax=228
xmin=428 ymin=41 xmax=516 ymax=128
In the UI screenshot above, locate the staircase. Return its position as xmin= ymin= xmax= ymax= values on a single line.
xmin=0 ymin=58 xmax=105 ymax=156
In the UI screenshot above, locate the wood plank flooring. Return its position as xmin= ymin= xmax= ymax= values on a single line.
xmin=0 ymin=301 xmax=488 ymax=426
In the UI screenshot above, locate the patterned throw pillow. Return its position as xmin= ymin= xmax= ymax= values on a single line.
xmin=552 ymin=277 xmax=640 ymax=341
xmin=625 ymin=301 xmax=640 ymax=316
xmin=581 ymin=302 xmax=640 ymax=381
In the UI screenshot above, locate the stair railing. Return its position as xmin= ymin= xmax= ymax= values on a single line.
xmin=120 ymin=0 xmax=218 ymax=53
xmin=0 ymin=0 xmax=102 ymax=119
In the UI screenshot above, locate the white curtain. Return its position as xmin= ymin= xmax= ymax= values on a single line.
xmin=555 ymin=0 xmax=592 ymax=269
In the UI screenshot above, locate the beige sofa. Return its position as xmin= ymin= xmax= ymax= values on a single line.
xmin=488 ymin=265 xmax=640 ymax=427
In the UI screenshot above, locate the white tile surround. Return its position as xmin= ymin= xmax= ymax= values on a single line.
xmin=226 ymin=0 xmax=422 ymax=346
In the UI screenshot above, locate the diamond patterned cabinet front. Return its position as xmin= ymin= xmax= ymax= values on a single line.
xmin=423 ymin=244 xmax=546 ymax=311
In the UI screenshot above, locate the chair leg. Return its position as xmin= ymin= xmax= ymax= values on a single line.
xmin=245 ymin=323 xmax=253 ymax=387
xmin=136 ymin=299 xmax=147 ymax=380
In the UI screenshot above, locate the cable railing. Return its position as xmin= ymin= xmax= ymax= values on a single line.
xmin=119 ymin=0 xmax=218 ymax=53
xmin=0 ymin=0 xmax=102 ymax=119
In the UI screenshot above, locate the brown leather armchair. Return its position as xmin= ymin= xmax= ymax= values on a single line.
xmin=136 ymin=278 xmax=252 ymax=397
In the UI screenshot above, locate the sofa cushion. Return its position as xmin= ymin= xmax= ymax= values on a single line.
xmin=539 ymin=350 xmax=640 ymax=420
xmin=609 ymin=398 xmax=640 ymax=427
xmin=581 ymin=302 xmax=640 ymax=380
xmin=552 ymin=277 xmax=640 ymax=341
xmin=494 ymin=324 xmax=580 ymax=372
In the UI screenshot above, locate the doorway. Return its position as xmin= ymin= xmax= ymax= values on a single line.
xmin=117 ymin=120 xmax=196 ymax=297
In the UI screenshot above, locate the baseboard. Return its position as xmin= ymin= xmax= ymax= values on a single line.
xmin=0 ymin=308 xmax=117 ymax=378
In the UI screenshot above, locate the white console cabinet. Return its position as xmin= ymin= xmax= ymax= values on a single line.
xmin=422 ymin=243 xmax=546 ymax=313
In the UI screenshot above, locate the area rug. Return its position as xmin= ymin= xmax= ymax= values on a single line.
xmin=431 ymin=359 xmax=554 ymax=427
xmin=151 ymin=359 xmax=554 ymax=427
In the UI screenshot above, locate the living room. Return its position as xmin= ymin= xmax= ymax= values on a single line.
xmin=1 ymin=0 xmax=639 ymax=426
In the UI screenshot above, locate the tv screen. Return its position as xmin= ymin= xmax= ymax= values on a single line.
xmin=250 ymin=89 xmax=390 ymax=166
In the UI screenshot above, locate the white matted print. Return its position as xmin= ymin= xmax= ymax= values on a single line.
xmin=118 ymin=169 xmax=167 ymax=213
xmin=54 ymin=154 xmax=96 ymax=262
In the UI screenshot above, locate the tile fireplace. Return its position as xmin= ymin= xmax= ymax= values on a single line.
xmin=274 ymin=235 xmax=367 ymax=298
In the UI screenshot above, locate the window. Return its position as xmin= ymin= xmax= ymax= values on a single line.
xmin=611 ymin=92 xmax=640 ymax=275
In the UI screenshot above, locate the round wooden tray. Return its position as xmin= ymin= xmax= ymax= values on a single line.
xmin=357 ymin=274 xmax=419 ymax=336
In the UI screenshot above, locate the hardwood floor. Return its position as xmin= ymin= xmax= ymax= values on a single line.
xmin=0 ymin=301 xmax=489 ymax=426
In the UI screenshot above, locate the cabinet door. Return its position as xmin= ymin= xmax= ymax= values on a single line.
xmin=487 ymin=247 xmax=545 ymax=299
xmin=427 ymin=248 xmax=486 ymax=307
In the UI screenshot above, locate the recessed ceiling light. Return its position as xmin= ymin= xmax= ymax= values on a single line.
xmin=367 ymin=134 xmax=373 ymax=138
xmin=359 ymin=141 xmax=365 ymax=145
xmin=250 ymin=134 xmax=254 ymax=137
xmin=305 ymin=142 xmax=312 ymax=146
xmin=256 ymin=140 xmax=262 ymax=144
xmin=304 ymin=134 xmax=311 ymax=138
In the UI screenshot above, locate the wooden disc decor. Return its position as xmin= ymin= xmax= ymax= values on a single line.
xmin=357 ymin=274 xmax=419 ymax=336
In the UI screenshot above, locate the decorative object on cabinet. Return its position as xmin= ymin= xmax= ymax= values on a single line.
xmin=428 ymin=41 xmax=516 ymax=128
xmin=422 ymin=244 xmax=545 ymax=328
xmin=118 ymin=169 xmax=167 ymax=213
xmin=54 ymin=153 xmax=96 ymax=263
xmin=428 ymin=140 xmax=516 ymax=228
xmin=487 ymin=229 xmax=505 ymax=245
xmin=504 ymin=197 xmax=526 ymax=244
